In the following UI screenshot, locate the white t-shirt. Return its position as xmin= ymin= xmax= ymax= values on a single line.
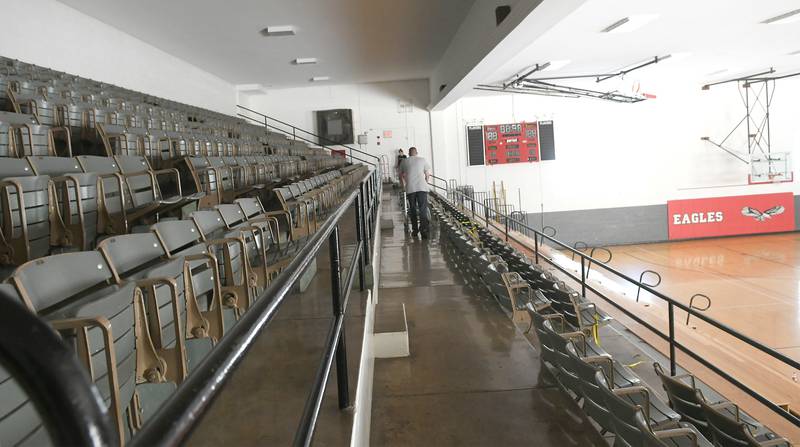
xmin=400 ymin=156 xmax=431 ymax=193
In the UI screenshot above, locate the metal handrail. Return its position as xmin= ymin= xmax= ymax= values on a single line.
xmin=0 ymin=291 xmax=116 ymax=447
xmin=131 ymin=170 xmax=379 ymax=446
xmin=434 ymin=188 xmax=800 ymax=427
xmin=237 ymin=105 xmax=380 ymax=162
xmin=237 ymin=112 xmax=376 ymax=167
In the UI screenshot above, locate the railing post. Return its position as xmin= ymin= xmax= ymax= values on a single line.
xmin=355 ymin=191 xmax=365 ymax=291
xmin=534 ymin=231 xmax=539 ymax=264
xmin=329 ymin=226 xmax=350 ymax=409
xmin=580 ymin=256 xmax=587 ymax=298
xmin=668 ymin=303 xmax=676 ymax=375
xmin=293 ymin=126 xmax=296 ymax=140
xmin=504 ymin=215 xmax=509 ymax=242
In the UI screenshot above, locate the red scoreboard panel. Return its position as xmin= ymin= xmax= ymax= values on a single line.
xmin=483 ymin=122 xmax=540 ymax=165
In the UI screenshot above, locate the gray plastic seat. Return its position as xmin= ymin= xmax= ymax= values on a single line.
xmin=151 ymin=220 xmax=227 ymax=339
xmin=28 ymin=156 xmax=99 ymax=250
xmin=0 ymin=285 xmax=52 ymax=446
xmin=76 ymin=155 xmax=157 ymax=234
xmin=596 ymin=370 xmax=712 ymax=447
xmin=565 ymin=342 xmax=680 ymax=431
xmin=0 ymin=111 xmax=64 ymax=157
xmin=10 ymin=251 xmax=159 ymax=442
xmin=0 ymin=167 xmax=70 ymax=265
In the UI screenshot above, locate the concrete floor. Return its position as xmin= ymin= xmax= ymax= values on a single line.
xmin=187 ymin=206 xmax=368 ymax=446
xmin=370 ymin=191 xmax=607 ymax=446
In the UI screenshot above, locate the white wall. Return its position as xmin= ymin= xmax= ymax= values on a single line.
xmin=0 ymin=0 xmax=237 ymax=114
xmin=431 ymin=78 xmax=800 ymax=214
xmin=243 ymin=80 xmax=433 ymax=174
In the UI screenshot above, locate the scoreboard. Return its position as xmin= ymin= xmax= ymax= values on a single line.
xmin=483 ymin=122 xmax=540 ymax=165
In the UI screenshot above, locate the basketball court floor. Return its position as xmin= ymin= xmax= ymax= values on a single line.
xmin=531 ymin=232 xmax=800 ymax=439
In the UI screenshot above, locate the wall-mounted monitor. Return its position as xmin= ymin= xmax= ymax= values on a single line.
xmin=316 ymin=109 xmax=354 ymax=145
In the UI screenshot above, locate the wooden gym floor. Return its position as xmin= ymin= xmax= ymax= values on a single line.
xmin=541 ymin=232 xmax=800 ymax=441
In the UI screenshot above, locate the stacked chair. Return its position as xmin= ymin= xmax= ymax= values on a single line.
xmin=0 ymin=56 xmax=370 ymax=444
xmin=431 ymin=194 xmax=792 ymax=447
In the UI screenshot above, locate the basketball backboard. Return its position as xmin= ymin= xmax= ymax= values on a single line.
xmin=749 ymin=152 xmax=793 ymax=184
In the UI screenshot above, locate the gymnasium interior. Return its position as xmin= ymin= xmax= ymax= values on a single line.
xmin=1 ymin=0 xmax=800 ymax=445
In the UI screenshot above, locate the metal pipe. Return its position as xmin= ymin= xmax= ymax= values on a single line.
xmin=237 ymin=105 xmax=379 ymax=161
xmin=0 ymin=292 xmax=117 ymax=447
xmin=293 ymin=315 xmax=344 ymax=447
xmin=327 ymin=226 xmax=350 ymax=410
xmin=435 ymin=190 xmax=800 ymax=426
xmin=436 ymin=189 xmax=800 ymax=372
xmin=131 ymin=176 xmax=370 ymax=446
xmin=668 ymin=304 xmax=676 ymax=375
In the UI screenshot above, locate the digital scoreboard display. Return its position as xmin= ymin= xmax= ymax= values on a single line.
xmin=483 ymin=121 xmax=540 ymax=165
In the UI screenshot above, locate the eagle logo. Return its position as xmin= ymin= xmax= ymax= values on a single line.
xmin=741 ymin=205 xmax=785 ymax=222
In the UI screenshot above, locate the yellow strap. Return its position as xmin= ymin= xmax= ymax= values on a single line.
xmin=625 ymin=360 xmax=645 ymax=368
xmin=592 ymin=313 xmax=601 ymax=346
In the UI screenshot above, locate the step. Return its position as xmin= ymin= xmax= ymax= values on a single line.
xmin=373 ymin=299 xmax=409 ymax=358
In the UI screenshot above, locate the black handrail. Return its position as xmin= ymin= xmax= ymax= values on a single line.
xmin=131 ymin=171 xmax=379 ymax=446
xmin=0 ymin=291 xmax=116 ymax=447
xmin=237 ymin=112 xmax=376 ymax=167
xmin=237 ymin=105 xmax=380 ymax=162
xmin=433 ymin=188 xmax=800 ymax=428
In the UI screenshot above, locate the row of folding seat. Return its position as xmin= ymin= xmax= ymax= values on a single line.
xmin=1 ymin=58 xmax=326 ymax=161
xmin=432 ymin=196 xmax=792 ymax=447
xmin=0 ymin=164 xmax=370 ymax=445
xmin=0 ymin=151 xmax=355 ymax=272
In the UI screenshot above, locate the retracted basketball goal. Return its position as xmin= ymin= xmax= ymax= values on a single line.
xmin=748 ymin=152 xmax=793 ymax=184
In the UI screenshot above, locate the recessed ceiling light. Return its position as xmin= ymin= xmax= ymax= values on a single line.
xmin=260 ymin=25 xmax=296 ymax=37
xmin=310 ymin=76 xmax=330 ymax=82
xmin=293 ymin=58 xmax=318 ymax=65
xmin=542 ymin=60 xmax=571 ymax=71
xmin=762 ymin=9 xmax=800 ymax=25
xmin=601 ymin=14 xmax=659 ymax=33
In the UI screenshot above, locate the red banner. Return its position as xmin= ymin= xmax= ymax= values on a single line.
xmin=667 ymin=192 xmax=795 ymax=240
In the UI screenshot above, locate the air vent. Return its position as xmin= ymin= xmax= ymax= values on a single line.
xmin=293 ymin=58 xmax=318 ymax=65
xmin=495 ymin=6 xmax=511 ymax=26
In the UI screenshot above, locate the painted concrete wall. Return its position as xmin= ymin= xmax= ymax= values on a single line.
xmin=524 ymin=205 xmax=668 ymax=247
xmin=431 ymin=77 xmax=800 ymax=216
xmin=0 ymin=0 xmax=237 ymax=114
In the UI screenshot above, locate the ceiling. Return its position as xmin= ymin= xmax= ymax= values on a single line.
xmin=56 ymin=0 xmax=475 ymax=89
xmin=484 ymin=0 xmax=800 ymax=91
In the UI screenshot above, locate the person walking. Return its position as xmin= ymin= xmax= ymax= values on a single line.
xmin=399 ymin=147 xmax=432 ymax=239
xmin=395 ymin=148 xmax=407 ymax=183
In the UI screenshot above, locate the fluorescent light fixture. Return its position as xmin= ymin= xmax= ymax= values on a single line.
xmin=293 ymin=58 xmax=318 ymax=65
xmin=542 ymin=60 xmax=571 ymax=71
xmin=762 ymin=9 xmax=800 ymax=24
xmin=310 ymin=76 xmax=330 ymax=82
xmin=789 ymin=49 xmax=800 ymax=56
xmin=667 ymin=52 xmax=692 ymax=61
xmin=601 ymin=14 xmax=659 ymax=33
xmin=260 ymin=25 xmax=296 ymax=36
xmin=705 ymin=68 xmax=729 ymax=76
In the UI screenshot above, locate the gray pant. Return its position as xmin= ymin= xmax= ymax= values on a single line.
xmin=407 ymin=191 xmax=429 ymax=234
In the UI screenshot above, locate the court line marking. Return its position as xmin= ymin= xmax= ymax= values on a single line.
xmin=622 ymin=244 xmax=797 ymax=306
